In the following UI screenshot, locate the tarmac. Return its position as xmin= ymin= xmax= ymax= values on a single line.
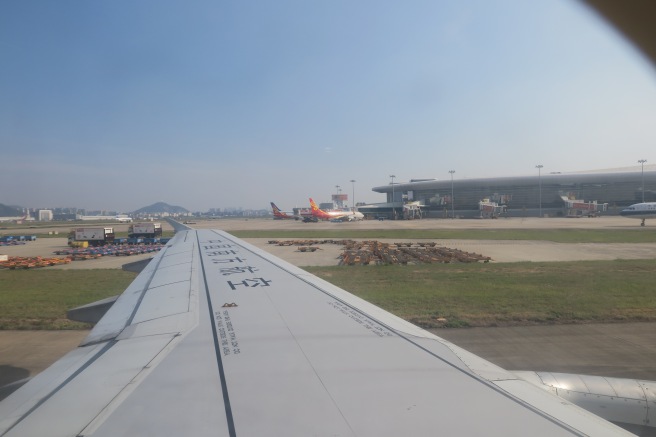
xmin=1 ymin=216 xmax=655 ymax=398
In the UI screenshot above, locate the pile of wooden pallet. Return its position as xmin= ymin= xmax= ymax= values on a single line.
xmin=339 ymin=241 xmax=491 ymax=265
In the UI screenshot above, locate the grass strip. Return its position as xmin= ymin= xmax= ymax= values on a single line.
xmin=304 ymin=259 xmax=656 ymax=328
xmin=0 ymin=270 xmax=136 ymax=330
xmin=230 ymin=228 xmax=656 ymax=243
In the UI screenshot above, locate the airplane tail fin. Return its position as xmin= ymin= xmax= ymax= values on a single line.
xmin=309 ymin=198 xmax=321 ymax=212
xmin=271 ymin=202 xmax=289 ymax=219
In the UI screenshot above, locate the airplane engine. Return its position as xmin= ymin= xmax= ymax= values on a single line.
xmin=515 ymin=371 xmax=656 ymax=436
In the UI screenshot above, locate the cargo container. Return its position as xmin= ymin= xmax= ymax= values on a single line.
xmin=128 ymin=222 xmax=162 ymax=238
xmin=71 ymin=227 xmax=115 ymax=246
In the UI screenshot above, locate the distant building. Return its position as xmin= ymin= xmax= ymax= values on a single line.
xmin=368 ymin=166 xmax=656 ymax=219
xmin=38 ymin=210 xmax=53 ymax=221
xmin=76 ymin=215 xmax=129 ymax=221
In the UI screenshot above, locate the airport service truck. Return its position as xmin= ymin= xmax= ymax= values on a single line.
xmin=128 ymin=222 xmax=162 ymax=238
xmin=69 ymin=227 xmax=115 ymax=246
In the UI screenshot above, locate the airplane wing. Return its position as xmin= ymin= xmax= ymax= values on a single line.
xmin=0 ymin=224 xmax=631 ymax=436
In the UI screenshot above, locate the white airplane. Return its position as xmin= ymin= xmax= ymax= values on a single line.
xmin=620 ymin=202 xmax=656 ymax=226
xmin=0 ymin=220 xmax=651 ymax=436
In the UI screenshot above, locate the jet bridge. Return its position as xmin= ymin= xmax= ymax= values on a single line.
xmin=560 ymin=195 xmax=608 ymax=217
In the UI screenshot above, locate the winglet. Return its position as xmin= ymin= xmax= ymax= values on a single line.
xmin=165 ymin=218 xmax=192 ymax=233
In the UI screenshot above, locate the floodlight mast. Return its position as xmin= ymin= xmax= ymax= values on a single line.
xmin=639 ymin=159 xmax=647 ymax=202
xmin=390 ymin=175 xmax=396 ymax=219
xmin=536 ymin=165 xmax=544 ymax=217
xmin=449 ymin=170 xmax=456 ymax=218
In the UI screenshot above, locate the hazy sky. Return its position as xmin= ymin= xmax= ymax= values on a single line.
xmin=2 ymin=1 xmax=655 ymax=212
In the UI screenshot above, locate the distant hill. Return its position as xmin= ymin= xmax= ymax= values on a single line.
xmin=132 ymin=202 xmax=189 ymax=215
xmin=0 ymin=203 xmax=23 ymax=217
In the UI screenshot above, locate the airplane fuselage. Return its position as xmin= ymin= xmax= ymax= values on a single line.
xmin=270 ymin=202 xmax=298 ymax=220
xmin=620 ymin=202 xmax=656 ymax=225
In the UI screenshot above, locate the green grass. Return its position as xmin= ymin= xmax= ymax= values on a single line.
xmin=0 ymin=222 xmax=75 ymax=230
xmin=231 ymin=228 xmax=656 ymax=243
xmin=0 ymin=270 xmax=136 ymax=330
xmin=304 ymin=259 xmax=656 ymax=328
xmin=2 ymin=233 xmax=67 ymax=239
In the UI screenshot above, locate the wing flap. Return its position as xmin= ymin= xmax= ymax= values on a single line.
xmin=0 ymin=343 xmax=106 ymax=430
xmin=1 ymin=335 xmax=175 ymax=436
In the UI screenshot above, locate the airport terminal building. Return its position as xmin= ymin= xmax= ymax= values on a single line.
xmin=367 ymin=167 xmax=656 ymax=219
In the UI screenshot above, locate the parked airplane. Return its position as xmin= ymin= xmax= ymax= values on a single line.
xmin=0 ymin=212 xmax=30 ymax=223
xmin=0 ymin=221 xmax=644 ymax=435
xmin=620 ymin=202 xmax=656 ymax=226
xmin=270 ymin=202 xmax=297 ymax=220
xmin=309 ymin=197 xmax=364 ymax=221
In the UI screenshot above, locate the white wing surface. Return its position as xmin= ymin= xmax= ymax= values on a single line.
xmin=0 ymin=227 xmax=631 ymax=436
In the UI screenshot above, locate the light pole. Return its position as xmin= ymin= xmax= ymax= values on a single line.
xmin=350 ymin=179 xmax=356 ymax=211
xmin=448 ymin=170 xmax=455 ymax=218
xmin=390 ymin=175 xmax=396 ymax=219
xmin=639 ymin=159 xmax=647 ymax=202
xmin=536 ymin=164 xmax=543 ymax=217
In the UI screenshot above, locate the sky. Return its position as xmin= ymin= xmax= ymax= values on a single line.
xmin=2 ymin=1 xmax=656 ymax=212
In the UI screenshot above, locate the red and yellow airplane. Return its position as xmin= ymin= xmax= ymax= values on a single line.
xmin=270 ymin=202 xmax=298 ymax=220
xmin=309 ymin=198 xmax=364 ymax=221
